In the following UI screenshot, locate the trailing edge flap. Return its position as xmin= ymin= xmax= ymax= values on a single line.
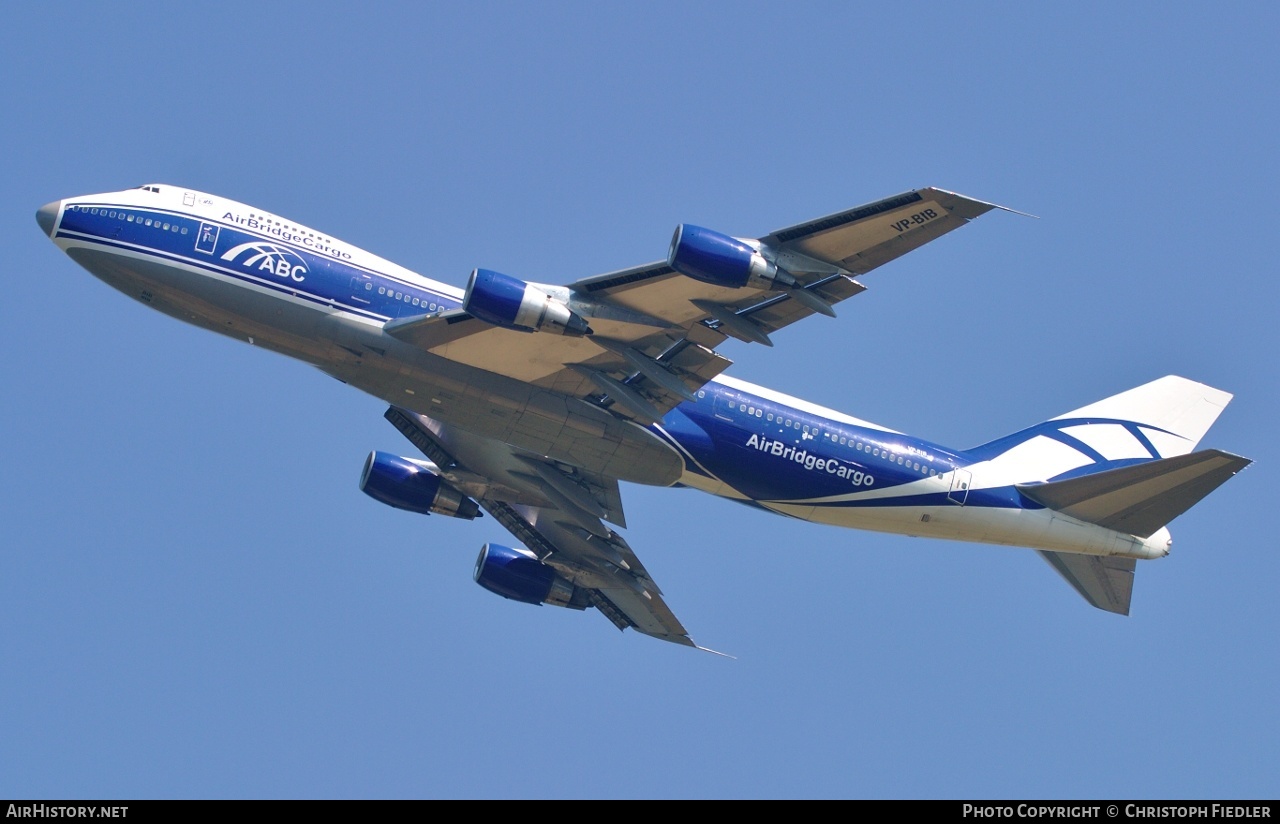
xmin=1017 ymin=449 xmax=1251 ymax=538
xmin=1038 ymin=551 xmax=1136 ymax=615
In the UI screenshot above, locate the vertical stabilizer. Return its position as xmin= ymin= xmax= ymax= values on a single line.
xmin=1052 ymin=376 xmax=1233 ymax=458
xmin=965 ymin=376 xmax=1238 ymax=487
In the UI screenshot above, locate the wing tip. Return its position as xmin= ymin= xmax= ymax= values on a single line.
xmin=648 ymin=632 xmax=735 ymax=658
xmin=694 ymin=643 xmax=736 ymax=659
xmin=927 ymin=187 xmax=1039 ymax=219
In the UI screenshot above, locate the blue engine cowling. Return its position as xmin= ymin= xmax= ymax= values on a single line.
xmin=667 ymin=225 xmax=786 ymax=290
xmin=360 ymin=451 xmax=481 ymax=519
xmin=464 ymin=268 xmax=591 ymax=336
xmin=473 ymin=543 xmax=582 ymax=608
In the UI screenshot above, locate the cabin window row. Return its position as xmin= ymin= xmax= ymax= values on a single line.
xmin=74 ymin=206 xmax=189 ymax=235
xmin=245 ymin=213 xmax=331 ymax=244
xmin=711 ymin=395 xmax=944 ymax=478
xmin=375 ymin=285 xmax=441 ymax=310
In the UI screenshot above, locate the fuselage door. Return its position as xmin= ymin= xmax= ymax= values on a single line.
xmin=948 ymin=469 xmax=972 ymax=505
xmin=349 ymin=275 xmax=373 ymax=305
xmin=195 ymin=223 xmax=220 ymax=255
xmin=713 ymin=389 xmax=739 ymax=422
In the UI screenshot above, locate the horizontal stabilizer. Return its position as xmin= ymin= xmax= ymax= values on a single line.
xmin=1018 ymin=449 xmax=1251 ymax=538
xmin=1039 ymin=551 xmax=1136 ymax=615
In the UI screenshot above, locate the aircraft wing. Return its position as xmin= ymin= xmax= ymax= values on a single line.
xmin=386 ymin=187 xmax=1005 ymax=426
xmin=383 ymin=405 xmax=708 ymax=648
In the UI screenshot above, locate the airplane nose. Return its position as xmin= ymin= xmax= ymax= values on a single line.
xmin=36 ymin=200 xmax=62 ymax=236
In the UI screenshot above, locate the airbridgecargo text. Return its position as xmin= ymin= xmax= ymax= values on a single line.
xmin=221 ymin=211 xmax=352 ymax=259
xmin=745 ymin=434 xmax=874 ymax=486
xmin=962 ymin=805 xmax=1271 ymax=819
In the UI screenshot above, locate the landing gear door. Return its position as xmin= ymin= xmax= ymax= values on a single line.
xmin=948 ymin=469 xmax=972 ymax=505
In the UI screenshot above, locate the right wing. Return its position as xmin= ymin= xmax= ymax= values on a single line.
xmin=385 ymin=188 xmax=1009 ymax=426
xmin=383 ymin=405 xmax=715 ymax=650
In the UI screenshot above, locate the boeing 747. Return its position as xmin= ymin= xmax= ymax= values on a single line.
xmin=35 ymin=185 xmax=1250 ymax=648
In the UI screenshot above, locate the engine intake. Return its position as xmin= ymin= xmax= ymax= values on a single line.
xmin=464 ymin=269 xmax=591 ymax=336
xmin=668 ymin=225 xmax=791 ymax=291
xmin=359 ymin=451 xmax=481 ymax=519
xmin=473 ymin=543 xmax=584 ymax=608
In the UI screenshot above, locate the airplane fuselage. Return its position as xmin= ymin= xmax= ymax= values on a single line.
xmin=38 ymin=185 xmax=1172 ymax=564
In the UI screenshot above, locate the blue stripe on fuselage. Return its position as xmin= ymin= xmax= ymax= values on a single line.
xmin=55 ymin=203 xmax=463 ymax=322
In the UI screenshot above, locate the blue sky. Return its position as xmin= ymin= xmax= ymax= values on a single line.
xmin=3 ymin=2 xmax=1276 ymax=799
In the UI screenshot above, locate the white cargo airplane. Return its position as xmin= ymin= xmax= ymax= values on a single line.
xmin=35 ymin=185 xmax=1250 ymax=649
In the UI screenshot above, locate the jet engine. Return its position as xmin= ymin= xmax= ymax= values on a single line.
xmin=464 ymin=268 xmax=591 ymax=336
xmin=668 ymin=224 xmax=791 ymax=291
xmin=359 ymin=451 xmax=481 ymax=519
xmin=473 ymin=543 xmax=588 ymax=609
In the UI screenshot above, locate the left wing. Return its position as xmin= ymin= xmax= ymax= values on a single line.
xmin=383 ymin=405 xmax=712 ymax=649
xmin=386 ymin=187 xmax=1008 ymax=426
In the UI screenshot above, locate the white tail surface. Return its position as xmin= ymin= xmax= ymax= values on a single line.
xmin=965 ymin=376 xmax=1236 ymax=489
xmin=1053 ymin=376 xmax=1233 ymax=458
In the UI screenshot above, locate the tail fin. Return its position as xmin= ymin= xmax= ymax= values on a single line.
xmin=979 ymin=377 xmax=1250 ymax=617
xmin=967 ymin=376 xmax=1238 ymax=486
xmin=1050 ymin=375 xmax=1234 ymax=459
